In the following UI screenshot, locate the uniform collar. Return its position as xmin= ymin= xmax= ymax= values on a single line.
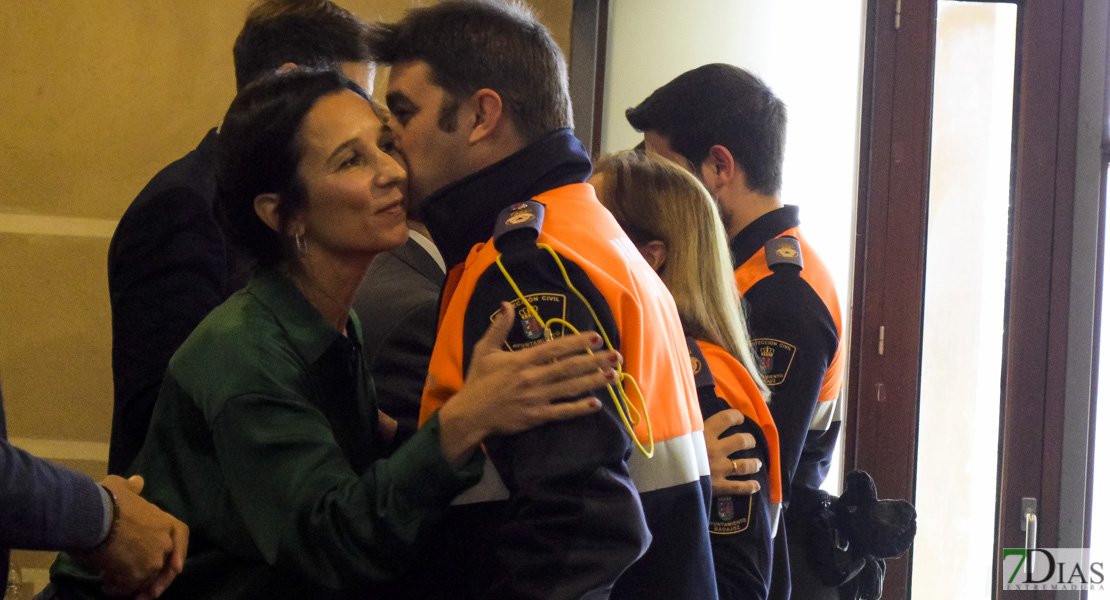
xmin=246 ymin=267 xmax=362 ymax=365
xmin=420 ymin=129 xmax=592 ymax=269
xmin=729 ymin=205 xmax=801 ymax=267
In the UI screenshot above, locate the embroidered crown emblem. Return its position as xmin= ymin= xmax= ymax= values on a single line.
xmin=776 ymin=244 xmax=798 ymax=258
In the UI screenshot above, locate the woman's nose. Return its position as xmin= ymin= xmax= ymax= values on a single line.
xmin=378 ymin=154 xmax=407 ymax=186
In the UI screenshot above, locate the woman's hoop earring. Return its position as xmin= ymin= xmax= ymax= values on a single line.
xmin=295 ymin=233 xmax=308 ymax=257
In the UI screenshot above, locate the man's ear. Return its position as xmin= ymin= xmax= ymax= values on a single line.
xmin=467 ymin=89 xmax=505 ymax=144
xmin=638 ymin=240 xmax=669 ymax=273
xmin=254 ymin=193 xmax=285 ymax=234
xmin=699 ymin=144 xmax=738 ymax=195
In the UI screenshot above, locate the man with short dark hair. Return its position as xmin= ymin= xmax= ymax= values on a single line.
xmin=627 ymin=63 xmax=846 ymax=599
xmin=369 ymin=1 xmax=717 ymax=598
xmin=106 ymin=0 xmax=374 ymax=476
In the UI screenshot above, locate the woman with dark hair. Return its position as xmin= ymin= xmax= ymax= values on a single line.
xmin=592 ymin=150 xmax=781 ymax=600
xmin=46 ymin=69 xmax=617 ymax=600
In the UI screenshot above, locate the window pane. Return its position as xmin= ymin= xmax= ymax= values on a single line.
xmin=601 ymin=0 xmax=866 ymax=494
xmin=911 ymin=3 xmax=1017 ymax=598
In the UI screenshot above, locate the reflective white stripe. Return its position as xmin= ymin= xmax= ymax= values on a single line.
xmin=809 ymin=394 xmax=842 ymax=432
xmin=694 ymin=431 xmax=711 ymax=476
xmin=770 ymin=502 xmax=782 ymax=537
xmin=450 ymin=430 xmax=710 ymax=505
xmin=628 ymin=431 xmax=709 ymax=494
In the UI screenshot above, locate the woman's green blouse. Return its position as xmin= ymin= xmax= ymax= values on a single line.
xmin=50 ymin=268 xmax=484 ymax=599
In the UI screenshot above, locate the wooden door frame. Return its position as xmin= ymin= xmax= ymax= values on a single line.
xmin=848 ymin=0 xmax=936 ymax=594
xmin=850 ymin=0 xmax=1088 ymax=598
xmin=1058 ymin=0 xmax=1109 ymax=597
xmin=568 ymin=0 xmax=609 ymax=158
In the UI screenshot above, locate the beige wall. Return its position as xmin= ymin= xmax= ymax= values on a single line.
xmin=0 ymin=0 xmax=570 ymax=590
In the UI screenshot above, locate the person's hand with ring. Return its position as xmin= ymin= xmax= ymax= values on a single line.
xmin=705 ymin=409 xmax=762 ymax=496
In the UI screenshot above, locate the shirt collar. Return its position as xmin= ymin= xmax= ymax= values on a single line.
xmin=729 ymin=205 xmax=801 ymax=267
xmin=409 ymin=229 xmax=446 ymax=274
xmin=246 ymin=268 xmax=362 ymax=365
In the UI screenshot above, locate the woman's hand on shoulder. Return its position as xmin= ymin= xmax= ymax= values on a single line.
xmin=438 ymin=303 xmax=618 ymax=464
xmin=704 ymin=409 xmax=762 ymax=497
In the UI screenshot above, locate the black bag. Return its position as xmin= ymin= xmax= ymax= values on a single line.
xmin=794 ymin=471 xmax=916 ymax=599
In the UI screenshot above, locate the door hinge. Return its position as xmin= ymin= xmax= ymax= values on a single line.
xmin=878 ymin=325 xmax=885 ymax=355
xmin=894 ymin=0 xmax=902 ymax=30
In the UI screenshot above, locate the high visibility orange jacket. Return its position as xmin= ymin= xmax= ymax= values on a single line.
xmin=688 ymin=338 xmax=780 ymax=600
xmin=731 ymin=206 xmax=844 ymax=500
xmin=422 ymin=187 xmax=709 ymax=481
xmin=411 ymin=130 xmax=717 ymax=600
xmin=696 ymin=341 xmax=781 ymax=506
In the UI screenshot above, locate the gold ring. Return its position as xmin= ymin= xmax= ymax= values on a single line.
xmin=731 ymin=459 xmax=739 ymax=475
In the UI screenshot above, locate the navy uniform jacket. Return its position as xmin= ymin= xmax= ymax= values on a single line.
xmin=402 ymin=130 xmax=716 ymax=600
xmin=684 ymin=337 xmax=774 ymax=600
xmin=730 ymin=205 xmax=843 ymax=506
xmin=731 ymin=206 xmax=845 ymax=600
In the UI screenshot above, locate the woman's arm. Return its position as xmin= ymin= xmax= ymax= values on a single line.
xmin=208 ymin=307 xmax=616 ymax=589
xmin=210 ymin=393 xmax=481 ymax=589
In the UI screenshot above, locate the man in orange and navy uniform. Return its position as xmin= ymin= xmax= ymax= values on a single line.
xmin=370 ymin=3 xmax=716 ymax=599
xmin=628 ymin=63 xmax=845 ymax=599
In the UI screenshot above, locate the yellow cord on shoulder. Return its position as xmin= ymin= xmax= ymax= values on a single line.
xmin=494 ymin=243 xmax=654 ymax=458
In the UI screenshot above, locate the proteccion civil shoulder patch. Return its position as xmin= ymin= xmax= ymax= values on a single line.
xmin=490 ymin=292 xmax=568 ymax=351
xmin=765 ymin=236 xmax=803 ymax=270
xmin=752 ymin=338 xmax=797 ymax=386
xmin=493 ymin=200 xmax=545 ymax=251
xmin=709 ymin=494 xmax=753 ymax=535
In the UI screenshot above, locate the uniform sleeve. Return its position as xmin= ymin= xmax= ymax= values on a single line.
xmin=743 ymin=269 xmax=839 ymax=503
xmin=690 ymin=342 xmax=774 ymax=600
xmin=796 ymin=420 xmax=842 ymax=491
xmin=706 ymin=416 xmax=775 ymax=600
xmin=107 ymin=186 xmax=230 ymax=475
xmin=0 ymin=440 xmax=108 ymax=551
xmin=458 ymin=246 xmax=650 ymax=600
xmin=210 ymin=397 xmax=483 ymax=589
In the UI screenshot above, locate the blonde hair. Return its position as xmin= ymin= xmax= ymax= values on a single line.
xmin=594 ymin=150 xmax=769 ymax=399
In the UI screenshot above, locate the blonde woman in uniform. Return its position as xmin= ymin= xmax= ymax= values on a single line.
xmin=592 ymin=151 xmax=782 ymax=600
